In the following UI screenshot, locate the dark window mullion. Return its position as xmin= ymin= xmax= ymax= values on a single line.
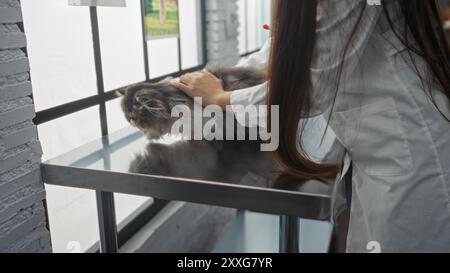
xmin=176 ymin=0 xmax=182 ymax=71
xmin=90 ymin=6 xmax=119 ymax=254
xmin=200 ymin=0 xmax=208 ymax=64
xmin=177 ymin=36 xmax=182 ymax=71
xmin=90 ymin=6 xmax=108 ymax=136
xmin=245 ymin=0 xmax=249 ymax=55
xmin=140 ymin=0 xmax=150 ymax=81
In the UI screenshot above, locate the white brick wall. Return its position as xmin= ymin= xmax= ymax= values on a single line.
xmin=205 ymin=0 xmax=240 ymax=66
xmin=0 ymin=0 xmax=51 ymax=253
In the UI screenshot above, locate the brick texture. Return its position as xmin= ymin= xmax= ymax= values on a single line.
xmin=0 ymin=0 xmax=51 ymax=253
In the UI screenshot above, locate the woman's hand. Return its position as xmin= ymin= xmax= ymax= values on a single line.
xmin=171 ymin=69 xmax=230 ymax=109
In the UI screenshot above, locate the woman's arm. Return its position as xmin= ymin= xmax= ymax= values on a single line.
xmin=171 ymin=38 xmax=271 ymax=109
xmin=228 ymin=38 xmax=272 ymax=126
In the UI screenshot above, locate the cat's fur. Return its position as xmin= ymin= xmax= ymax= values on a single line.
xmin=128 ymin=139 xmax=274 ymax=183
xmin=117 ymin=65 xmax=266 ymax=139
xmin=118 ymin=65 xmax=277 ymax=180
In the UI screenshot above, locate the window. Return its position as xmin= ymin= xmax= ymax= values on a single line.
xmin=237 ymin=0 xmax=272 ymax=57
xmin=21 ymin=0 xmax=205 ymax=253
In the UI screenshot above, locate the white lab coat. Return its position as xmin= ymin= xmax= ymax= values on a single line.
xmin=231 ymin=0 xmax=450 ymax=252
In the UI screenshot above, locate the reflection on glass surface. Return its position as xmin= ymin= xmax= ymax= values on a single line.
xmin=128 ymin=138 xmax=273 ymax=186
xmin=46 ymin=126 xmax=332 ymax=197
xmin=43 ymin=126 xmax=333 ymax=221
xmin=47 ymin=127 xmax=270 ymax=182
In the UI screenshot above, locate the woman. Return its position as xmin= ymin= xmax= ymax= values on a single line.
xmin=172 ymin=0 xmax=450 ymax=252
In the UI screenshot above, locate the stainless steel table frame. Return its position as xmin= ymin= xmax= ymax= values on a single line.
xmin=41 ymin=127 xmax=332 ymax=253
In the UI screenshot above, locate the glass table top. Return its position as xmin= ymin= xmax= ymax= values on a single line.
xmin=42 ymin=126 xmax=332 ymax=219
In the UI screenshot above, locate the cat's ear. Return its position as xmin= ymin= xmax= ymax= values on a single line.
xmin=116 ymin=88 xmax=126 ymax=97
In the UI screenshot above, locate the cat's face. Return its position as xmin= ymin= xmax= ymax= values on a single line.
xmin=117 ymin=81 xmax=193 ymax=139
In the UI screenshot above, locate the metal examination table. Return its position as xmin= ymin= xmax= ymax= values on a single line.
xmin=41 ymin=127 xmax=332 ymax=253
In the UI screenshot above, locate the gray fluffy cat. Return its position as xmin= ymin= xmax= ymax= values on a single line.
xmin=117 ymin=65 xmax=266 ymax=139
xmin=117 ymin=65 xmax=277 ymax=181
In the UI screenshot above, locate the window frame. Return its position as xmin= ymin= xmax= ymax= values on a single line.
xmin=238 ymin=0 xmax=271 ymax=58
xmin=32 ymin=0 xmax=208 ymax=252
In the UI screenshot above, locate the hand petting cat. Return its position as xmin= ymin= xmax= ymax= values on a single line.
xmin=171 ymin=69 xmax=231 ymax=109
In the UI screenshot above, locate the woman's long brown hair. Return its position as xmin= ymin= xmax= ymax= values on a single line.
xmin=267 ymin=0 xmax=450 ymax=180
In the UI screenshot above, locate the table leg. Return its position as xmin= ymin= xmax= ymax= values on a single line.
xmin=279 ymin=215 xmax=299 ymax=253
xmin=96 ymin=191 xmax=118 ymax=253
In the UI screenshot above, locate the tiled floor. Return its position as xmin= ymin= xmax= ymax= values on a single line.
xmin=214 ymin=210 xmax=334 ymax=253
